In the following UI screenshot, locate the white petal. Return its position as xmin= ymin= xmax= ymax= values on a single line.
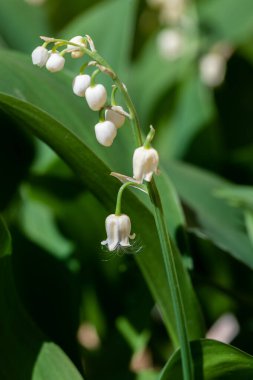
xmin=105 ymin=106 xmax=125 ymax=128
xmin=105 ymin=214 xmax=119 ymax=251
xmin=67 ymin=36 xmax=86 ymax=51
xmin=31 ymin=46 xmax=49 ymax=67
xmin=95 ymin=121 xmax=117 ymax=147
xmin=72 ymin=74 xmax=91 ymax=97
xmin=46 ymin=53 xmax=65 ymax=72
xmin=85 ymin=84 xmax=107 ymax=111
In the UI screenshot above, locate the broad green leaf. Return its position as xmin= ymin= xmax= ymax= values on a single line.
xmin=0 ymin=50 xmax=204 ymax=343
xmin=215 ymin=185 xmax=253 ymax=211
xmin=157 ymin=71 xmax=214 ymax=159
xmin=0 ymin=0 xmax=50 ymax=52
xmin=160 ymin=339 xmax=253 ymax=380
xmin=61 ymin=0 xmax=137 ymax=75
xmin=19 ymin=185 xmax=74 ymax=258
xmin=32 ymin=343 xmax=84 ymax=380
xmin=199 ymin=0 xmax=253 ymax=44
xmin=130 ymin=37 xmax=193 ymax=126
xmin=166 ymin=161 xmax=253 ymax=268
xmin=0 ymin=217 xmax=84 ymax=380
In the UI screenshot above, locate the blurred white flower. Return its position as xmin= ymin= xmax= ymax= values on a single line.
xmin=101 ymin=214 xmax=135 ymax=251
xmin=46 ymin=52 xmax=65 ymax=73
xmin=159 ymin=0 xmax=185 ymax=23
xmin=67 ymin=36 xmax=87 ymax=59
xmin=133 ymin=146 xmax=159 ymax=183
xmin=94 ymin=121 xmax=117 ymax=147
xmin=199 ymin=52 xmax=226 ymax=87
xmin=105 ymin=106 xmax=126 ymax=128
xmin=157 ymin=29 xmax=184 ymax=60
xmin=85 ymin=84 xmax=107 ymax=111
xmin=31 ymin=46 xmax=49 ymax=67
xmin=72 ymin=74 xmax=91 ymax=97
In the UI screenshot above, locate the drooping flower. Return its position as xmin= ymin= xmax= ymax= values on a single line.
xmin=67 ymin=36 xmax=87 ymax=58
xmin=94 ymin=121 xmax=117 ymax=147
xmin=105 ymin=105 xmax=126 ymax=128
xmin=46 ymin=52 xmax=65 ymax=72
xmin=101 ymin=214 xmax=135 ymax=251
xmin=31 ymin=46 xmax=49 ymax=67
xmin=72 ymin=74 xmax=91 ymax=97
xmin=85 ymin=84 xmax=107 ymax=111
xmin=133 ymin=146 xmax=159 ymax=183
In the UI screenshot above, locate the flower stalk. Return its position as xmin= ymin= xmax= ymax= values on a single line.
xmin=37 ymin=35 xmax=194 ymax=379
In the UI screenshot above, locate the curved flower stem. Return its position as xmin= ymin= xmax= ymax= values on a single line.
xmin=42 ymin=36 xmax=194 ymax=379
xmin=115 ymin=181 xmax=144 ymax=216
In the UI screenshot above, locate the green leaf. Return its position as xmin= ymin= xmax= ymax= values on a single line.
xmin=157 ymin=71 xmax=214 ymax=159
xmin=0 ymin=50 xmax=204 ymax=343
xmin=0 ymin=217 xmax=84 ymax=380
xmin=0 ymin=215 xmax=12 ymax=257
xmin=130 ymin=37 xmax=192 ymax=125
xmin=159 ymin=339 xmax=253 ymax=380
xmin=0 ymin=0 xmax=50 ymax=52
xmin=61 ymin=0 xmax=137 ymax=75
xmin=166 ymin=161 xmax=253 ymax=268
xmin=199 ymin=0 xmax=253 ymax=44
xmin=215 ymin=185 xmax=253 ymax=211
xmin=32 ymin=343 xmax=84 ymax=380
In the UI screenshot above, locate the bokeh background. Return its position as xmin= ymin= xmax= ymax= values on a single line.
xmin=1 ymin=0 xmax=253 ymax=379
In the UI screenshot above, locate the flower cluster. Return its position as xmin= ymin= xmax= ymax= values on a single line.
xmin=32 ymin=35 xmax=159 ymax=253
xmin=32 ymin=35 xmax=127 ymax=147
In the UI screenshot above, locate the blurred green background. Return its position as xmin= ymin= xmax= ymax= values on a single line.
xmin=1 ymin=0 xmax=253 ymax=379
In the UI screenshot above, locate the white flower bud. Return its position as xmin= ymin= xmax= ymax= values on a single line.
xmin=94 ymin=121 xmax=117 ymax=147
xmin=105 ymin=106 xmax=126 ymax=128
xmin=72 ymin=74 xmax=91 ymax=97
xmin=31 ymin=46 xmax=49 ymax=67
xmin=157 ymin=29 xmax=184 ymax=60
xmin=199 ymin=53 xmax=226 ymax=87
xmin=68 ymin=36 xmax=86 ymax=59
xmin=46 ymin=52 xmax=65 ymax=73
xmin=101 ymin=214 xmax=135 ymax=251
xmin=85 ymin=84 xmax=107 ymax=111
xmin=133 ymin=146 xmax=159 ymax=182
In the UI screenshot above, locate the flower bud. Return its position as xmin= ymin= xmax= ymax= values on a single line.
xmin=85 ymin=84 xmax=107 ymax=111
xmin=46 ymin=52 xmax=65 ymax=73
xmin=101 ymin=214 xmax=135 ymax=251
xmin=133 ymin=146 xmax=159 ymax=182
xmin=72 ymin=74 xmax=91 ymax=97
xmin=95 ymin=121 xmax=117 ymax=147
xmin=31 ymin=46 xmax=49 ymax=67
xmin=68 ymin=36 xmax=87 ymax=59
xmin=105 ymin=106 xmax=126 ymax=128
xmin=199 ymin=53 xmax=226 ymax=87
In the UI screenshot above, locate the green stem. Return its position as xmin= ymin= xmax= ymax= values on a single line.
xmin=148 ymin=181 xmax=194 ymax=380
xmin=115 ymin=182 xmax=142 ymax=216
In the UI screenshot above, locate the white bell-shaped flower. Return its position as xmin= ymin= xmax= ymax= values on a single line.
xmin=68 ymin=36 xmax=86 ymax=58
xmin=101 ymin=214 xmax=135 ymax=251
xmin=31 ymin=46 xmax=49 ymax=67
xmin=72 ymin=74 xmax=91 ymax=97
xmin=85 ymin=84 xmax=107 ymax=111
xmin=95 ymin=121 xmax=117 ymax=147
xmin=199 ymin=52 xmax=226 ymax=87
xmin=157 ymin=29 xmax=184 ymax=60
xmin=133 ymin=146 xmax=159 ymax=182
xmin=46 ymin=52 xmax=65 ymax=72
xmin=105 ymin=106 xmax=126 ymax=128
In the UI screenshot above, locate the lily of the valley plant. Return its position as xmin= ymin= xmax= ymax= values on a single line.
xmin=32 ymin=34 xmax=194 ymax=380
